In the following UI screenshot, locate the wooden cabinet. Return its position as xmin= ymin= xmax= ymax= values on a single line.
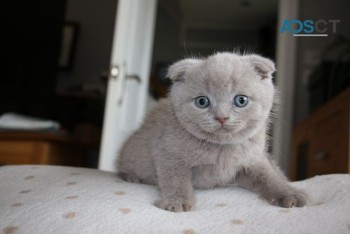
xmin=0 ymin=131 xmax=89 ymax=167
xmin=291 ymin=88 xmax=350 ymax=180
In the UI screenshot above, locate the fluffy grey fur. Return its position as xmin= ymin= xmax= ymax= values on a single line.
xmin=117 ymin=52 xmax=307 ymax=212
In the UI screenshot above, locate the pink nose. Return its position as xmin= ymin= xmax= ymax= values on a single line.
xmin=215 ymin=116 xmax=229 ymax=124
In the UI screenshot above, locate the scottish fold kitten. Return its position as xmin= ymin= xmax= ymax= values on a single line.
xmin=117 ymin=52 xmax=307 ymax=212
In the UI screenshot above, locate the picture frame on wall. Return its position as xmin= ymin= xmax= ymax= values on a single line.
xmin=58 ymin=22 xmax=79 ymax=70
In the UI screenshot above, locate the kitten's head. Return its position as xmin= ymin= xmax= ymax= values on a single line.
xmin=168 ymin=52 xmax=276 ymax=145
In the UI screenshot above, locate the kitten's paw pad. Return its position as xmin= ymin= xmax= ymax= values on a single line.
xmin=155 ymin=199 xmax=194 ymax=212
xmin=270 ymin=193 xmax=307 ymax=208
xmin=292 ymin=192 xmax=307 ymax=207
xmin=182 ymin=201 xmax=194 ymax=211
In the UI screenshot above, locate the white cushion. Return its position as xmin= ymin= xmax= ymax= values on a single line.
xmin=1 ymin=165 xmax=350 ymax=234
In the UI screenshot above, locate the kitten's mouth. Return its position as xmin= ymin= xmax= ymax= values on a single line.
xmin=212 ymin=123 xmax=245 ymax=135
xmin=199 ymin=123 xmax=241 ymax=135
xmin=212 ymin=125 xmax=232 ymax=134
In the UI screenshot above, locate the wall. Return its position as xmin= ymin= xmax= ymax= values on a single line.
xmin=151 ymin=3 xmax=262 ymax=71
xmin=293 ymin=0 xmax=350 ymax=125
xmin=56 ymin=0 xmax=118 ymax=92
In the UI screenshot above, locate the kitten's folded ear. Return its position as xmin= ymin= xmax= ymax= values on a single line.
xmin=167 ymin=59 xmax=201 ymax=82
xmin=246 ymin=55 xmax=276 ymax=80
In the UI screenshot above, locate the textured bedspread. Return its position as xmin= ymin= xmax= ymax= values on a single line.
xmin=1 ymin=165 xmax=350 ymax=234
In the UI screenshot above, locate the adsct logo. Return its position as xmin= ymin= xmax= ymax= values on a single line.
xmin=281 ymin=19 xmax=341 ymax=37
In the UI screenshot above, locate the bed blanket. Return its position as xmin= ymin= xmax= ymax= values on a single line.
xmin=1 ymin=165 xmax=350 ymax=234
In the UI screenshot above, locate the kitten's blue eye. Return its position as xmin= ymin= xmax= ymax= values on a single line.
xmin=234 ymin=95 xmax=249 ymax=107
xmin=195 ymin=96 xmax=210 ymax=108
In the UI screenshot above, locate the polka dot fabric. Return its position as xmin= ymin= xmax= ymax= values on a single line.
xmin=1 ymin=165 xmax=350 ymax=234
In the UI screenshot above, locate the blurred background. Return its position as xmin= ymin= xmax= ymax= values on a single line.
xmin=0 ymin=0 xmax=349 ymax=180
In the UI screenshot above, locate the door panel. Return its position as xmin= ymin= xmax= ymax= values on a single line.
xmin=98 ymin=0 xmax=157 ymax=171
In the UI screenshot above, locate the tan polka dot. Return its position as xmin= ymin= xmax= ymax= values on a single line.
xmin=65 ymin=195 xmax=79 ymax=200
xmin=216 ymin=203 xmax=227 ymax=207
xmin=20 ymin=190 xmax=31 ymax=194
xmin=114 ymin=191 xmax=126 ymax=196
xmin=70 ymin=173 xmax=80 ymax=176
xmin=25 ymin=176 xmax=35 ymax=180
xmin=11 ymin=203 xmax=23 ymax=207
xmin=182 ymin=229 xmax=198 ymax=234
xmin=66 ymin=182 xmax=77 ymax=186
xmin=231 ymin=219 xmax=244 ymax=225
xmin=278 ymin=209 xmax=290 ymax=213
xmin=119 ymin=208 xmax=131 ymax=214
xmin=3 ymin=226 xmax=18 ymax=234
xmin=63 ymin=212 xmax=76 ymax=219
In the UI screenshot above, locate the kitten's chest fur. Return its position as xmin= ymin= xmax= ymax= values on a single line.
xmin=165 ymin=105 xmax=266 ymax=189
xmin=189 ymin=140 xmax=260 ymax=189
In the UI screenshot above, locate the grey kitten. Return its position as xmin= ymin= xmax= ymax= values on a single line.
xmin=117 ymin=52 xmax=307 ymax=212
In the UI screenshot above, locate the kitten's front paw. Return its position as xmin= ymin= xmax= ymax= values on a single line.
xmin=269 ymin=191 xmax=307 ymax=208
xmin=155 ymin=198 xmax=195 ymax=212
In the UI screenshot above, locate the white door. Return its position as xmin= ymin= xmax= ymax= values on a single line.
xmin=98 ymin=0 xmax=157 ymax=172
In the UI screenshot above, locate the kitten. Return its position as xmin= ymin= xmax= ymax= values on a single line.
xmin=117 ymin=52 xmax=307 ymax=212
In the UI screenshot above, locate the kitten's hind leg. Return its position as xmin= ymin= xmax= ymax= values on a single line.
xmin=118 ymin=172 xmax=141 ymax=183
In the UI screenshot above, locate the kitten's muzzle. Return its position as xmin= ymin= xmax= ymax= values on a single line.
xmin=215 ymin=116 xmax=229 ymax=125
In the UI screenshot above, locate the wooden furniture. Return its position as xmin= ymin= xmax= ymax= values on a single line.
xmin=0 ymin=131 xmax=89 ymax=167
xmin=291 ymin=88 xmax=350 ymax=180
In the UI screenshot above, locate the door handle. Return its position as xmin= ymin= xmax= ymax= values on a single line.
xmin=126 ymin=75 xmax=141 ymax=83
xmin=118 ymin=73 xmax=142 ymax=105
xmin=109 ymin=64 xmax=141 ymax=105
xmin=109 ymin=65 xmax=120 ymax=80
xmin=109 ymin=66 xmax=141 ymax=83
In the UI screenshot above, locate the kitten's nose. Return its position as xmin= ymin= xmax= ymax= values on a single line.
xmin=215 ymin=116 xmax=229 ymax=125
